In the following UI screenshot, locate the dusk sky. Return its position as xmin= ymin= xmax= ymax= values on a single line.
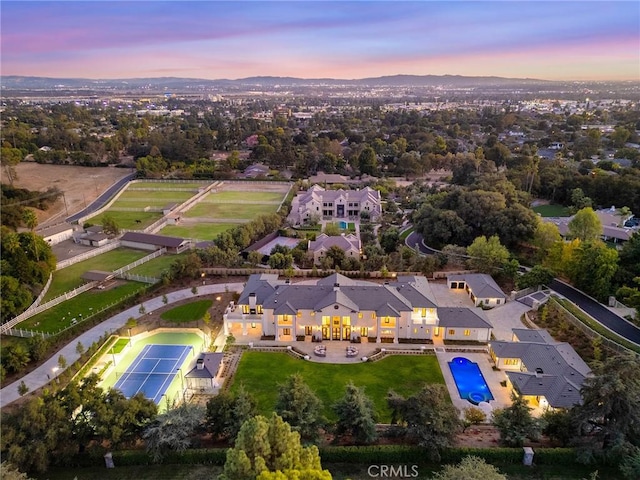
xmin=2 ymin=1 xmax=639 ymax=81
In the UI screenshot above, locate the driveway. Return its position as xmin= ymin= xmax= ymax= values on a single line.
xmin=550 ymin=279 xmax=640 ymax=346
xmin=0 ymin=283 xmax=244 ymax=409
xmin=66 ymin=172 xmax=136 ymax=223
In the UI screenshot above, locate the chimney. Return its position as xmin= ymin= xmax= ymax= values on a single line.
xmin=249 ymin=293 xmax=257 ymax=309
xmin=196 ymin=358 xmax=204 ymax=370
xmin=333 ymin=282 xmax=340 ymax=291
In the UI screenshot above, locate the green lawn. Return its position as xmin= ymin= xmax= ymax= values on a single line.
xmin=160 ymin=300 xmax=213 ymax=323
xmin=17 ymin=281 xmax=146 ymax=334
xmin=185 ymin=203 xmax=277 ymax=219
xmin=111 ymin=190 xmax=194 ymax=208
xmin=532 ymin=204 xmax=572 ymax=217
xmin=159 ymin=223 xmax=237 ymax=240
xmin=128 ymin=181 xmax=210 ymax=190
xmin=110 ymin=338 xmax=131 ymax=354
xmin=128 ymin=253 xmax=186 ymax=277
xmin=230 ymin=352 xmax=445 ymax=422
xmin=203 ymin=191 xmax=285 ymax=203
xmin=92 ymin=211 xmax=163 ymax=230
xmin=44 ymin=248 xmax=148 ymax=301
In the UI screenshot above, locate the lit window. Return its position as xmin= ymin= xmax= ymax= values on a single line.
xmin=464 ymin=329 xmax=470 ymax=336
xmin=448 ymin=329 xmax=455 ymax=335
xmin=283 ymin=328 xmax=291 ymax=336
xmin=358 ymin=312 xmax=363 ymax=319
xmin=297 ymin=311 xmax=302 ymax=317
xmin=251 ymin=322 xmax=256 ymax=328
xmin=360 ymin=327 xmax=368 ymax=336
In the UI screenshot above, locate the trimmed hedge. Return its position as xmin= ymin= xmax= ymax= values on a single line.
xmin=64 ymin=446 xmax=577 ymax=469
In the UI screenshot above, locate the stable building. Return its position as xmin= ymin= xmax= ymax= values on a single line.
xmin=120 ymin=232 xmax=191 ymax=254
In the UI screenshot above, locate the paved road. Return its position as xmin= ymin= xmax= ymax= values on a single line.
xmin=0 ymin=283 xmax=243 ymax=409
xmin=550 ymin=279 xmax=640 ymax=346
xmin=66 ymin=172 xmax=137 ymax=223
xmin=405 ymin=230 xmax=439 ymax=255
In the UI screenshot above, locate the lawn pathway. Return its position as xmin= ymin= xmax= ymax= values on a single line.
xmin=0 ymin=283 xmax=243 ymax=409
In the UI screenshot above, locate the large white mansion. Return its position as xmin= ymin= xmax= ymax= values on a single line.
xmin=288 ymin=185 xmax=382 ymax=225
xmin=223 ymin=273 xmax=492 ymax=343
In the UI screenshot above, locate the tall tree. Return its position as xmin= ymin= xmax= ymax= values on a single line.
xmin=466 ymin=235 xmax=510 ymax=274
xmin=275 ymin=374 xmax=325 ymax=441
xmin=567 ymin=207 xmax=601 ymax=242
xmin=492 ymin=393 xmax=542 ymax=447
xmin=567 ymin=240 xmax=618 ymax=301
xmin=221 ymin=413 xmax=329 ymax=480
xmin=358 ymin=147 xmax=378 ymax=176
xmin=387 ymin=384 xmax=460 ymax=461
xmin=21 ymin=209 xmax=39 ymax=261
xmin=575 ymin=354 xmax=640 ymax=453
xmin=333 ymin=382 xmax=377 ymax=444
xmin=143 ymin=404 xmax=205 ymax=462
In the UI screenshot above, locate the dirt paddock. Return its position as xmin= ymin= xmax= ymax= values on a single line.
xmin=12 ymin=163 xmax=133 ymax=226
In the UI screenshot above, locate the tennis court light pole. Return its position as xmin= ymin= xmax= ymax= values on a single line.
xmin=177 ymin=368 xmax=185 ymax=403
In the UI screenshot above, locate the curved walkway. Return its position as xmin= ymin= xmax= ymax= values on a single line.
xmin=0 ymin=283 xmax=243 ymax=408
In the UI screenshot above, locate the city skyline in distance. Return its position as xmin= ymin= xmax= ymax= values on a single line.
xmin=1 ymin=1 xmax=639 ymax=82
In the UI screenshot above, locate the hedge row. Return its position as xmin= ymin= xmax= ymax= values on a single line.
xmin=112 ymin=448 xmax=227 ymax=466
xmin=63 ymin=446 xmax=578 ymax=469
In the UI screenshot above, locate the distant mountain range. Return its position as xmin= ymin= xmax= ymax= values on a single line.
xmin=1 ymin=74 xmax=556 ymax=90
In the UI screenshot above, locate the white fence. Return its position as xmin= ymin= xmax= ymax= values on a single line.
xmin=1 ymin=281 xmax=98 ymax=333
xmin=56 ymin=241 xmax=121 ymax=270
xmin=113 ymin=248 xmax=167 ymax=276
xmin=2 ymin=248 xmax=166 ymax=335
xmin=119 ymin=273 xmax=160 ymax=284
xmin=29 ymin=273 xmax=53 ymax=309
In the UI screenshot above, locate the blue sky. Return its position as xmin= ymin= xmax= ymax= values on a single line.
xmin=1 ymin=1 xmax=638 ymax=80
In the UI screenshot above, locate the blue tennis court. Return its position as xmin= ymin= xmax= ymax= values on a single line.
xmin=114 ymin=344 xmax=193 ymax=404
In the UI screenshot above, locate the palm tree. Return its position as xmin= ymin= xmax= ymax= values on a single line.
xmin=23 ymin=209 xmax=39 ymax=261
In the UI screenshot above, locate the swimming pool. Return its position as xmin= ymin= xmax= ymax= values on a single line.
xmin=448 ymin=357 xmax=494 ymax=405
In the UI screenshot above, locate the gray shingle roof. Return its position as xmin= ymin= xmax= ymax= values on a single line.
xmin=512 ymin=328 xmax=557 ymax=344
xmin=121 ymin=231 xmax=187 ymax=248
xmin=491 ymin=332 xmax=591 ymax=408
xmin=243 ymin=274 xmax=434 ymax=315
xmin=185 ymin=353 xmax=224 ymax=379
xmin=309 ymin=234 xmax=360 ymax=252
xmin=448 ymin=273 xmax=506 ymax=300
xmin=437 ymin=308 xmax=492 ymax=328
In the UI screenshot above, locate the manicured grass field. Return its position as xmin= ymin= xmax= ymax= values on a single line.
xmin=230 ymin=352 xmax=445 ymax=422
xmin=202 ymin=191 xmax=285 ymax=203
xmin=159 ymin=223 xmax=236 ymax=240
xmin=160 ymin=300 xmax=213 ymax=323
xmin=44 ymin=248 xmax=148 ymax=301
xmin=185 ymin=203 xmax=277 ymax=219
xmin=17 ymin=281 xmax=145 ymax=334
xmin=532 ymin=204 xmax=572 ymax=217
xmin=111 ymin=190 xmax=194 ymax=208
xmin=127 ymin=181 xmax=211 ymax=190
xmin=128 ymin=253 xmax=186 ymax=278
xmin=93 ymin=211 xmax=163 ymax=229
xmin=110 ymin=338 xmax=131 ymax=354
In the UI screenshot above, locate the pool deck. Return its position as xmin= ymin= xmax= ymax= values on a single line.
xmin=434 ymin=350 xmax=512 ymax=415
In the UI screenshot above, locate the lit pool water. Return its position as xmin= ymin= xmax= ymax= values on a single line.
xmin=448 ymin=356 xmax=494 ymax=405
